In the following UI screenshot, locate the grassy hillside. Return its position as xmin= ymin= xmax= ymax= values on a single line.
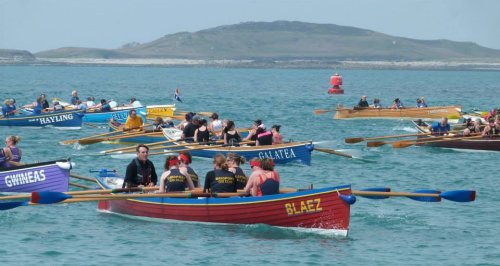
xmin=35 ymin=21 xmax=500 ymax=61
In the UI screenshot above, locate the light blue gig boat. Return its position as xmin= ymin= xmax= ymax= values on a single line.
xmin=0 ymin=110 xmax=84 ymax=128
xmin=83 ymin=107 xmax=147 ymax=123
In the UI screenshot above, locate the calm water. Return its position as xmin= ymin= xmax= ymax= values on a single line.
xmin=0 ymin=66 xmax=499 ymax=265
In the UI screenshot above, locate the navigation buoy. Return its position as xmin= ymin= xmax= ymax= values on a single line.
xmin=328 ymin=72 xmax=344 ymax=94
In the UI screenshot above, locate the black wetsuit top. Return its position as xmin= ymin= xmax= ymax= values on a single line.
xmin=123 ymin=158 xmax=158 ymax=188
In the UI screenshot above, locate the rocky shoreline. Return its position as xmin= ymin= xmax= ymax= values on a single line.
xmin=2 ymin=57 xmax=500 ymax=70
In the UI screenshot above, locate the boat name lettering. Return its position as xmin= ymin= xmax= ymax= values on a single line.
xmin=5 ymin=169 xmax=46 ymax=187
xmin=150 ymin=108 xmax=171 ymax=113
xmin=284 ymin=198 xmax=322 ymax=216
xmin=39 ymin=114 xmax=73 ymax=125
xmin=428 ymin=109 xmax=449 ymax=114
xmin=258 ymin=148 xmax=296 ymax=160
xmin=112 ymin=112 xmax=128 ymax=120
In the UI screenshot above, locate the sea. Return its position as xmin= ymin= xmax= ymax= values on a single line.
xmin=0 ymin=66 xmax=499 ymax=266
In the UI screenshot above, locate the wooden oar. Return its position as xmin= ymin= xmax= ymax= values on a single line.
xmin=313 ymin=147 xmax=352 ymax=158
xmin=351 ymin=189 xmax=476 ymax=202
xmin=366 ymin=131 xmax=470 ymax=147
xmin=70 ymin=173 xmax=98 ymax=183
xmin=392 ymin=134 xmax=484 ymax=149
xmin=101 ymin=138 xmax=194 ymax=154
xmin=110 ymin=140 xmax=226 ymax=154
xmin=69 ymin=182 xmax=92 ymax=189
xmin=353 ymin=129 xmax=463 ymax=145
xmin=79 ymin=131 xmax=162 ymax=145
xmin=60 ymin=131 xmax=124 ymax=145
xmin=148 ymin=140 xmax=255 ymax=156
xmin=176 ymin=111 xmax=213 ymax=117
xmin=313 ymin=109 xmax=334 ymax=115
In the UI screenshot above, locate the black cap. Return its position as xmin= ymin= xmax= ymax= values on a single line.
xmin=254 ymin=119 xmax=262 ymax=126
xmin=210 ymin=113 xmax=219 ymax=119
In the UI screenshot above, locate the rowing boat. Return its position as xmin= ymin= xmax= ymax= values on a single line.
xmin=107 ymin=120 xmax=165 ymax=144
xmin=162 ymin=128 xmax=314 ymax=165
xmin=334 ymin=105 xmax=462 ymax=120
xmin=145 ymin=104 xmax=176 ymax=119
xmin=0 ymin=160 xmax=71 ymax=193
xmin=0 ymin=110 xmax=84 ymax=128
xmin=95 ymin=171 xmax=351 ymax=236
xmin=413 ymin=121 xmax=500 ymax=151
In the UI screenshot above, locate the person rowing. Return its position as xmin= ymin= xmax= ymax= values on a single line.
xmin=482 ymin=115 xmax=500 ymax=137
xmin=244 ymin=158 xmax=280 ymax=197
xmin=23 ymin=95 xmax=44 ymax=115
xmin=207 ymin=112 xmax=223 ymax=135
xmin=227 ymin=153 xmax=248 ymax=190
xmin=244 ymin=119 xmax=265 ymax=144
xmin=256 ymin=126 xmax=273 ymax=146
xmin=1 ymin=99 xmax=16 ymax=117
xmin=124 ymin=109 xmax=144 ymax=131
xmin=391 ymin=98 xmax=404 ymax=109
xmin=158 ymin=155 xmax=194 ymax=192
xmin=462 ymin=118 xmax=482 ymax=136
xmin=194 ymin=119 xmax=210 ymax=143
xmin=3 ymin=135 xmax=22 ymax=168
xmin=357 ymin=95 xmax=369 ymax=108
xmin=203 ymin=154 xmax=237 ymax=193
xmin=178 ymin=151 xmax=200 ymax=188
xmin=181 ymin=115 xmax=200 ymax=142
xmin=429 ymin=117 xmax=451 ymax=136
xmin=223 ymin=120 xmax=242 ymax=145
xmin=271 ymin=125 xmax=283 ymax=144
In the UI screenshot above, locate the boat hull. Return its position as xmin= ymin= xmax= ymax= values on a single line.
xmin=108 ymin=120 xmax=165 ymax=144
xmin=413 ymin=121 xmax=500 ymax=151
xmin=146 ymin=105 xmax=176 ymax=119
xmin=96 ymin=173 xmax=351 ymax=234
xmin=334 ymin=105 xmax=462 ymax=120
xmin=84 ymin=107 xmax=147 ymax=123
xmin=0 ymin=160 xmax=71 ymax=192
xmin=0 ymin=110 xmax=84 ymax=128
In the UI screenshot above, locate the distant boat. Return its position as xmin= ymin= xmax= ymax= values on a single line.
xmin=0 ymin=160 xmax=71 ymax=193
xmin=0 ymin=110 xmax=84 ymax=128
xmin=334 ymin=105 xmax=462 ymax=120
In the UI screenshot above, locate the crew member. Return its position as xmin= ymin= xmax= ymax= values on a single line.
xmin=429 ymin=117 xmax=451 ymax=135
xmin=203 ymin=154 xmax=237 ymax=193
xmin=124 ymin=109 xmax=144 ymax=131
xmin=123 ymin=144 xmax=158 ymax=188
xmin=158 ymin=155 xmax=194 ymax=192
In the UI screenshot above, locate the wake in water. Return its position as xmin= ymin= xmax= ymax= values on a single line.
xmin=392 ymin=126 xmax=418 ymax=133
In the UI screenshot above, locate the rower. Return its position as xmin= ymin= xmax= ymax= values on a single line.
xmin=124 ymin=109 xmax=144 ymax=131
xmin=463 ymin=118 xmax=481 ymax=136
xmin=178 ymin=151 xmax=200 ymax=188
xmin=158 ymin=156 xmax=194 ymax=192
xmin=4 ymin=135 xmax=22 ymax=168
xmin=429 ymin=117 xmax=451 ymax=136
xmin=482 ymin=115 xmax=500 ymax=137
xmin=244 ymin=158 xmax=280 ymax=197
xmin=357 ymin=96 xmax=369 ymax=108
xmin=203 ymin=154 xmax=237 ymax=193
xmin=227 ymin=153 xmax=248 ymax=190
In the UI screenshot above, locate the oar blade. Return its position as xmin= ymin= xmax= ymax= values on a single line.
xmin=391 ymin=141 xmax=415 ymax=149
xmin=60 ymin=139 xmax=79 ymax=145
xmin=78 ymin=138 xmax=105 ymax=145
xmin=345 ymin=137 xmax=364 ymax=144
xmin=32 ymin=192 xmax=73 ymax=204
xmin=313 ymin=109 xmax=330 ymax=115
xmin=440 ymin=190 xmax=476 ymax=202
xmin=358 ymin=187 xmax=391 ymax=199
xmin=366 ymin=141 xmax=386 ymax=147
xmin=0 ymin=201 xmax=28 ymax=210
xmin=408 ymin=190 xmax=442 ymax=202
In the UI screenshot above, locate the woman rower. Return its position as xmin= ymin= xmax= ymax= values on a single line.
xmin=203 ymin=154 xmax=237 ymax=193
xmin=194 ymin=119 xmax=210 ymax=143
xmin=463 ymin=118 xmax=481 ymax=136
xmin=178 ymin=151 xmax=200 ymax=188
xmin=158 ymin=155 xmax=194 ymax=192
xmin=223 ymin=120 xmax=242 ymax=145
xmin=271 ymin=125 xmax=283 ymax=144
xmin=4 ymin=135 xmax=22 ymax=167
xmin=482 ymin=115 xmax=500 ymax=137
xmin=227 ymin=153 xmax=247 ymax=190
xmin=244 ymin=158 xmax=280 ymax=197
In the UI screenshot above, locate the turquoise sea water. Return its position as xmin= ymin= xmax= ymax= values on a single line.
xmin=0 ymin=66 xmax=499 ymax=265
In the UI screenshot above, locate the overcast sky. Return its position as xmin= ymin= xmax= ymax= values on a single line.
xmin=1 ymin=0 xmax=499 ymax=52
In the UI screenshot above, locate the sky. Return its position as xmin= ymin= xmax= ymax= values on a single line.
xmin=1 ymin=0 xmax=499 ymax=53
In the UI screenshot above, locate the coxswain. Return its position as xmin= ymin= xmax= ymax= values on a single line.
xmin=69 ymin=90 xmax=79 ymax=105
xmin=158 ymin=155 xmax=194 ymax=192
xmin=357 ymin=96 xmax=369 ymax=108
xmin=123 ymin=144 xmax=158 ymax=188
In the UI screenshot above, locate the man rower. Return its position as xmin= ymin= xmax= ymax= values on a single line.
xmin=429 ymin=117 xmax=451 ymax=135
xmin=124 ymin=109 xmax=144 ymax=131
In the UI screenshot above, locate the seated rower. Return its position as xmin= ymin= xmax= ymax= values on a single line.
xmin=271 ymin=125 xmax=283 ymax=144
xmin=482 ymin=115 xmax=500 ymax=137
xmin=256 ymin=126 xmax=273 ymax=146
xmin=159 ymin=156 xmax=194 ymax=192
xmin=0 ymin=143 xmax=14 ymax=168
xmin=4 ymin=135 xmax=22 ymax=168
xmin=50 ymin=101 xmax=65 ymax=112
xmin=152 ymin=117 xmax=173 ymax=130
xmin=127 ymin=97 xmax=143 ymax=108
xmin=227 ymin=153 xmax=248 ymax=190
xmin=371 ymin=98 xmax=382 ymax=108
xmin=391 ymin=98 xmax=404 ymax=109
xmin=357 ymin=96 xmax=369 ymax=108
xmin=223 ymin=120 xmax=242 ymax=145
xmin=194 ymin=119 xmax=210 ymax=143
xmin=178 ymin=151 xmax=200 ymax=188
xmin=429 ymin=117 xmax=451 ymax=136
xmin=91 ymin=99 xmax=112 ymax=112
xmin=203 ymin=154 xmax=237 ymax=193
xmin=416 ymin=97 xmax=428 ymax=108
xmin=207 ymin=113 xmax=223 ymax=135
xmin=124 ymin=109 xmax=144 ymax=131
xmin=463 ymin=118 xmax=481 ymax=136
xmin=1 ymin=99 xmax=16 ymax=117
xmin=244 ymin=158 xmax=280 ymax=197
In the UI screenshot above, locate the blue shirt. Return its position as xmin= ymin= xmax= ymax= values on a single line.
xmin=431 ymin=122 xmax=450 ymax=133
xmin=101 ymin=103 xmax=111 ymax=112
xmin=69 ymin=96 xmax=79 ymax=105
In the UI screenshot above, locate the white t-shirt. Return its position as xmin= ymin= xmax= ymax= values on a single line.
xmin=86 ymin=101 xmax=96 ymax=107
xmin=132 ymin=101 xmax=143 ymax=108
xmin=212 ymin=120 xmax=222 ymax=131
